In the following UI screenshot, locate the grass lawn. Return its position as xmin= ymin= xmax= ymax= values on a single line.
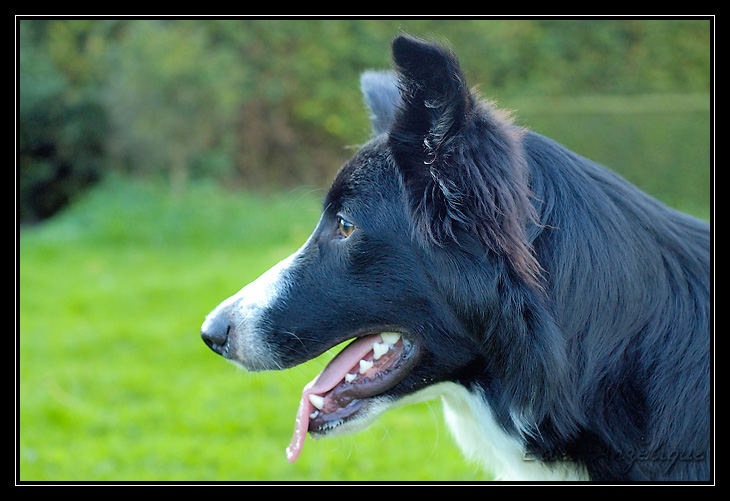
xmin=18 ymin=178 xmax=489 ymax=482
xmin=18 ymin=94 xmax=710 ymax=483
xmin=18 ymin=166 xmax=710 ymax=482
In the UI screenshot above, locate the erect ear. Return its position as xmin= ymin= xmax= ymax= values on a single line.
xmin=360 ymin=70 xmax=400 ymax=135
xmin=388 ymin=34 xmax=540 ymax=284
xmin=388 ymin=34 xmax=477 ymax=243
xmin=389 ymin=34 xmax=472 ymax=164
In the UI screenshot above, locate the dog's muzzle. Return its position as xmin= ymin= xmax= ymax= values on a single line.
xmin=200 ymin=249 xmax=302 ymax=370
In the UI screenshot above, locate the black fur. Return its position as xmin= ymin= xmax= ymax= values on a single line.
xmin=378 ymin=35 xmax=711 ymax=481
xmin=202 ymin=34 xmax=711 ymax=482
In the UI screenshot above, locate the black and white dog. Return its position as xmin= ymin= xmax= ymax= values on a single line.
xmin=201 ymin=35 xmax=711 ymax=482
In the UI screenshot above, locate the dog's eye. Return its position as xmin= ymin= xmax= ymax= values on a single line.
xmin=337 ymin=216 xmax=355 ymax=239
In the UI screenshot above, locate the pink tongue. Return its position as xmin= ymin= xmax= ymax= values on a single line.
xmin=286 ymin=335 xmax=380 ymax=463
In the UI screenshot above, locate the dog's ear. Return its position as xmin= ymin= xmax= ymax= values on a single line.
xmin=389 ymin=34 xmax=472 ymax=160
xmin=360 ymin=70 xmax=400 ymax=135
xmin=388 ymin=34 xmax=539 ymax=284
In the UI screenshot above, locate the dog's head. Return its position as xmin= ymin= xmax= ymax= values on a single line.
xmin=201 ymin=35 xmax=564 ymax=462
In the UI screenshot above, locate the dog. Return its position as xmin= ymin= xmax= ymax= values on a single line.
xmin=201 ymin=34 xmax=711 ymax=482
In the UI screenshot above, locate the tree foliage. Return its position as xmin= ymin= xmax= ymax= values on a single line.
xmin=17 ymin=18 xmax=711 ymax=222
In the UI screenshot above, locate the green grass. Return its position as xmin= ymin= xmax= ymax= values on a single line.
xmin=18 ymin=177 xmax=488 ymax=482
xmin=18 ymin=167 xmax=710 ymax=482
xmin=18 ymin=93 xmax=711 ymax=482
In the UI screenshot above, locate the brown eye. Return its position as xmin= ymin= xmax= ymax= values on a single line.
xmin=337 ymin=216 xmax=355 ymax=238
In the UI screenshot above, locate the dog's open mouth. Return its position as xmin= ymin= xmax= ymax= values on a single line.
xmin=286 ymin=331 xmax=420 ymax=462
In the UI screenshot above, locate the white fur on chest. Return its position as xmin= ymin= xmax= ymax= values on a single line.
xmin=436 ymin=383 xmax=589 ymax=481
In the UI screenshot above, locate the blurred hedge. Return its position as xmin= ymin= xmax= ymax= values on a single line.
xmin=17 ymin=18 xmax=712 ymax=222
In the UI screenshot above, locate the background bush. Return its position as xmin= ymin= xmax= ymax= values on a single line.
xmin=18 ymin=19 xmax=711 ymax=222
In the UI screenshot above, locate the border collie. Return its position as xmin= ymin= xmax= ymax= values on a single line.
xmin=201 ymin=35 xmax=711 ymax=482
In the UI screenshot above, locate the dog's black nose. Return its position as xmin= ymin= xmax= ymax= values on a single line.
xmin=201 ymin=314 xmax=231 ymax=355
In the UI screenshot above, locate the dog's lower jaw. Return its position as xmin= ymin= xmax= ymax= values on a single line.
xmin=309 ymin=396 xmax=395 ymax=439
xmin=439 ymin=382 xmax=590 ymax=481
xmin=305 ymin=384 xmax=448 ymax=450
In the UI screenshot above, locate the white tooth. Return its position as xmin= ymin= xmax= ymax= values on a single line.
xmin=345 ymin=373 xmax=356 ymax=383
xmin=309 ymin=410 xmax=319 ymax=419
xmin=359 ymin=359 xmax=374 ymax=374
xmin=372 ymin=342 xmax=389 ymax=360
xmin=381 ymin=332 xmax=401 ymax=345
xmin=308 ymin=394 xmax=325 ymax=410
